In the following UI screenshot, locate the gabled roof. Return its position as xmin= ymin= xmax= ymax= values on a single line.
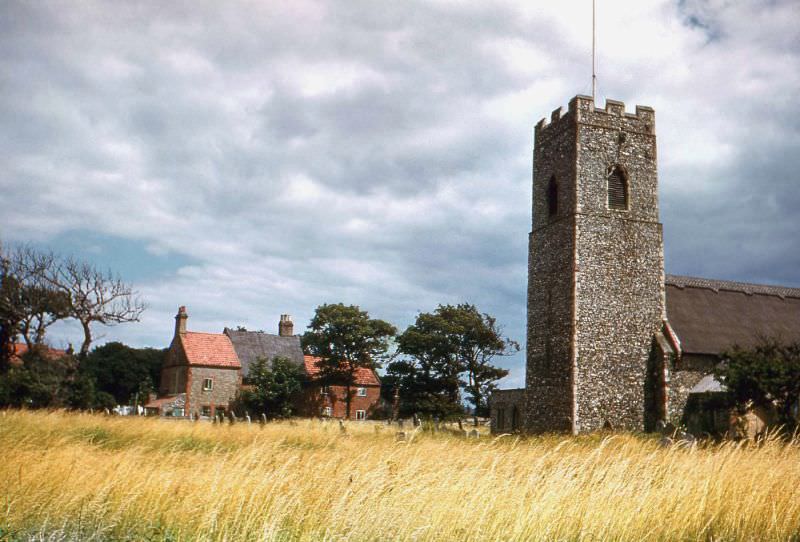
xmin=180 ymin=332 xmax=241 ymax=368
xmin=665 ymin=274 xmax=800 ymax=355
xmin=303 ymin=355 xmax=381 ymax=386
xmin=223 ymin=329 xmax=305 ymax=377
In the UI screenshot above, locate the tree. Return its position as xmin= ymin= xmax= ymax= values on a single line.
xmin=46 ymin=256 xmax=146 ymax=357
xmin=0 ymin=245 xmax=69 ymax=369
xmin=302 ymin=303 xmax=396 ymax=419
xmin=81 ymin=342 xmax=165 ymax=405
xmin=395 ymin=304 xmax=517 ymax=423
xmin=716 ymin=338 xmax=800 ymax=432
xmin=237 ymin=356 xmax=304 ymax=418
xmin=0 ymin=345 xmax=78 ymax=408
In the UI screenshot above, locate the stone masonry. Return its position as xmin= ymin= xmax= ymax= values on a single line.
xmin=526 ymin=95 xmax=665 ymax=434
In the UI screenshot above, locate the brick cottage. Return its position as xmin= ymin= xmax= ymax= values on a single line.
xmin=145 ymin=307 xmax=382 ymax=420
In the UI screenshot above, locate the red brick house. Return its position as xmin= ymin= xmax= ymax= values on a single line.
xmin=147 ymin=307 xmax=382 ymax=419
xmin=148 ymin=306 xmax=242 ymax=417
xmin=299 ymin=355 xmax=382 ymax=420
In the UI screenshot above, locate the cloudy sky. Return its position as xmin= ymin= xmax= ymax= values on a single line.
xmin=1 ymin=0 xmax=798 ymax=386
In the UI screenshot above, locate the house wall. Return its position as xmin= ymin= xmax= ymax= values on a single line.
xmin=297 ymin=384 xmax=381 ymax=419
xmin=159 ymin=339 xmax=188 ymax=396
xmin=186 ymin=366 xmax=241 ymax=418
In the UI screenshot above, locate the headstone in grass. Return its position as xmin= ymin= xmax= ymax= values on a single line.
xmin=413 ymin=414 xmax=420 ymax=427
xmin=469 ymin=429 xmax=479 ymax=439
xmin=260 ymin=413 xmax=267 ymax=425
xmin=245 ymin=414 xmax=251 ymax=424
xmin=339 ymin=420 xmax=346 ymax=434
xmin=396 ymin=431 xmax=406 ymax=442
xmin=229 ymin=412 xmax=236 ymax=425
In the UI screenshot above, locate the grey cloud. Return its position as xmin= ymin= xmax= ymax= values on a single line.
xmin=1 ymin=1 xmax=798 ymax=387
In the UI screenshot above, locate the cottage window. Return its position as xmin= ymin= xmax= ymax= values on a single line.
xmin=607 ymin=165 xmax=628 ymax=210
xmin=357 ymin=387 xmax=367 ymax=397
xmin=203 ymin=378 xmax=213 ymax=391
xmin=322 ymin=406 xmax=332 ymax=417
xmin=547 ymin=176 xmax=558 ymax=217
xmin=201 ymin=405 xmax=211 ymax=417
xmin=321 ymin=385 xmax=331 ymax=396
xmin=355 ymin=410 xmax=366 ymax=420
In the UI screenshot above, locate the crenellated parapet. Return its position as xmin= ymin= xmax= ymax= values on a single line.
xmin=536 ymin=95 xmax=655 ymax=136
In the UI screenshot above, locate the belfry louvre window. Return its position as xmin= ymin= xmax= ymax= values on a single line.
xmin=547 ymin=176 xmax=558 ymax=217
xmin=607 ymin=166 xmax=628 ymax=210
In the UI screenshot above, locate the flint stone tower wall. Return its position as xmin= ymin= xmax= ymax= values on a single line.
xmin=526 ymin=95 xmax=665 ymax=433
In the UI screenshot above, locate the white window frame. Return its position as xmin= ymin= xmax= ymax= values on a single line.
xmin=356 ymin=387 xmax=367 ymax=397
xmin=321 ymin=385 xmax=330 ymax=396
xmin=202 ymin=378 xmax=213 ymax=391
xmin=355 ymin=409 xmax=366 ymax=420
xmin=322 ymin=406 xmax=332 ymax=417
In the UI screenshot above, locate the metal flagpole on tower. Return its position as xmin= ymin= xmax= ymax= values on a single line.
xmin=592 ymin=0 xmax=597 ymax=101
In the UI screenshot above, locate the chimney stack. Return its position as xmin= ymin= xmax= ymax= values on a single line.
xmin=279 ymin=314 xmax=294 ymax=337
xmin=175 ymin=306 xmax=188 ymax=336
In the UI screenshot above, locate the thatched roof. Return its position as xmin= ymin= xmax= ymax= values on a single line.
xmin=665 ymin=275 xmax=800 ymax=355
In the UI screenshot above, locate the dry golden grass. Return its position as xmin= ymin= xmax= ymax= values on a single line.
xmin=2 ymin=410 xmax=799 ymax=541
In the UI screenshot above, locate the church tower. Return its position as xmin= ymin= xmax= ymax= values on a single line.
xmin=525 ymin=95 xmax=665 ymax=433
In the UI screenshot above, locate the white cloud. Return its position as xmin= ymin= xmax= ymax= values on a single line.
xmin=1 ymin=0 xmax=798 ymax=387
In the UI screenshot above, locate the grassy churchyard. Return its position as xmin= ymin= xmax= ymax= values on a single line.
xmin=2 ymin=410 xmax=800 ymax=541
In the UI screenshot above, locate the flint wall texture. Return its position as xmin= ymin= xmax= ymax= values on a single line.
xmin=526 ymin=95 xmax=665 ymax=433
xmin=186 ymin=366 xmax=240 ymax=416
xmin=490 ymin=388 xmax=525 ymax=433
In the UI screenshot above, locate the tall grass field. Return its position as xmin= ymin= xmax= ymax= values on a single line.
xmin=2 ymin=410 xmax=799 ymax=541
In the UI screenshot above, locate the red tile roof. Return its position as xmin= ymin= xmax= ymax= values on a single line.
xmin=180 ymin=332 xmax=241 ymax=368
xmin=303 ymin=355 xmax=380 ymax=386
xmin=10 ymin=343 xmax=67 ymax=366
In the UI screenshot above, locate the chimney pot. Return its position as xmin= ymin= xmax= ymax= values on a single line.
xmin=278 ymin=314 xmax=294 ymax=337
xmin=175 ymin=305 xmax=188 ymax=336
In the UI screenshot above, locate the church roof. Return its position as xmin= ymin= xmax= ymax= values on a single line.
xmin=223 ymin=328 xmax=305 ymax=377
xmin=665 ymin=274 xmax=800 ymax=355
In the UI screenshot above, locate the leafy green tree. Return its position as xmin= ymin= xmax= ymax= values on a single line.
xmin=394 ymin=304 xmax=517 ymax=422
xmin=237 ymin=356 xmax=304 ymax=418
xmin=716 ymin=338 xmax=800 ymax=432
xmin=0 ymin=346 xmax=78 ymax=408
xmin=302 ymin=303 xmax=396 ymax=419
xmin=81 ymin=342 xmax=165 ymax=405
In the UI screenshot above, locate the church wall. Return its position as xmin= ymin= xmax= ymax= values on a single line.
xmin=573 ymin=215 xmax=664 ymax=430
xmin=525 ymin=103 xmax=577 ymax=433
xmin=668 ymin=354 xmax=717 ymax=423
xmin=571 ymin=97 xmax=664 ymax=432
xmin=490 ymin=388 xmax=525 ymax=433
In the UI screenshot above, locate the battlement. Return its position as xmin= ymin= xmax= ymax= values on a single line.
xmin=535 ymin=95 xmax=655 ymax=134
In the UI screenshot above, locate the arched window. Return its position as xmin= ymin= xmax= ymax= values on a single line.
xmin=547 ymin=176 xmax=558 ymax=217
xmin=607 ymin=165 xmax=628 ymax=210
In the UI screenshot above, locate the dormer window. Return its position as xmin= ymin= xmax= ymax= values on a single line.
xmin=607 ymin=165 xmax=628 ymax=210
xmin=547 ymin=176 xmax=558 ymax=217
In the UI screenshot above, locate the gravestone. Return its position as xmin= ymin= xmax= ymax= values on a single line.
xmin=396 ymin=431 xmax=406 ymax=442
